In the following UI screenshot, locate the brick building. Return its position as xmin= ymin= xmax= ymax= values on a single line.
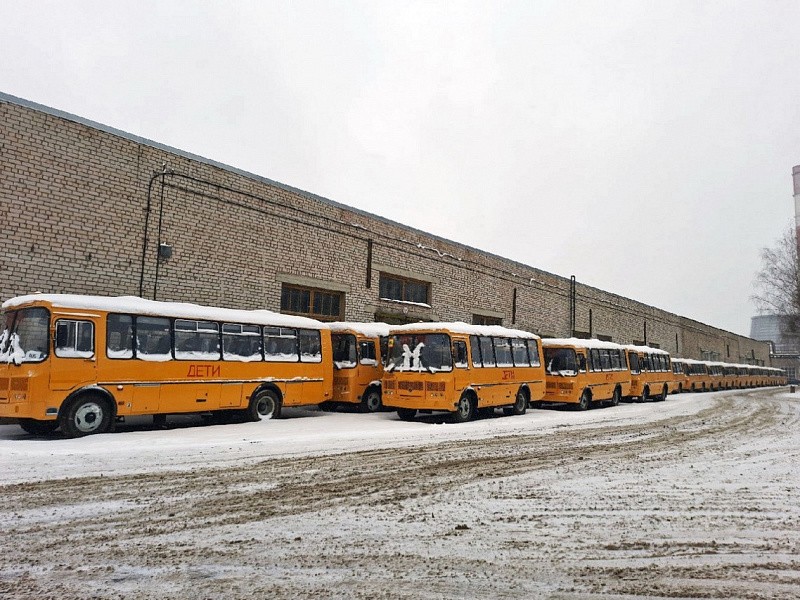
xmin=0 ymin=91 xmax=771 ymax=364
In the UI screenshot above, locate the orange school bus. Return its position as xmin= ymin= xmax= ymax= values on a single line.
xmin=326 ymin=322 xmax=390 ymax=412
xmin=381 ymin=323 xmax=545 ymax=423
xmin=670 ymin=358 xmax=689 ymax=394
xmin=0 ymin=294 xmax=333 ymax=437
xmin=541 ymin=339 xmax=631 ymax=409
xmin=623 ymin=345 xmax=673 ymax=402
xmin=682 ymin=359 xmax=712 ymax=392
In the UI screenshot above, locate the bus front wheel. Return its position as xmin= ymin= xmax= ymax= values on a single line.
xmin=360 ymin=388 xmax=382 ymax=413
xmin=60 ymin=394 xmax=114 ymax=438
xmin=247 ymin=389 xmax=281 ymax=421
xmin=577 ymin=390 xmax=591 ymax=411
xmin=19 ymin=418 xmax=59 ymax=436
xmin=452 ymin=394 xmax=476 ymax=423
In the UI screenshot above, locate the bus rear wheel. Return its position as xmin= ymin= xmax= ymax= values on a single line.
xmin=60 ymin=394 xmax=114 ymax=438
xmin=641 ymin=386 xmax=649 ymax=403
xmin=18 ymin=418 xmax=59 ymax=436
xmin=608 ymin=386 xmax=621 ymax=407
xmin=247 ymin=389 xmax=281 ymax=421
xmin=452 ymin=394 xmax=476 ymax=423
xmin=577 ymin=390 xmax=591 ymax=411
xmin=503 ymin=388 xmax=528 ymax=416
xmin=360 ymin=388 xmax=382 ymax=413
xmin=657 ymin=384 xmax=668 ymax=402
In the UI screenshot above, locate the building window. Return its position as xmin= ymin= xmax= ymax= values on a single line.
xmin=473 ymin=314 xmax=502 ymax=326
xmin=280 ymin=284 xmax=343 ymax=321
xmin=379 ymin=273 xmax=430 ymax=305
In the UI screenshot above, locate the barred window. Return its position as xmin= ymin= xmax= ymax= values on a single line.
xmin=281 ymin=284 xmax=343 ymax=321
xmin=379 ymin=273 xmax=430 ymax=305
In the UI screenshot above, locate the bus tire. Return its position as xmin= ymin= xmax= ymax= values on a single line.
xmin=247 ymin=389 xmax=281 ymax=421
xmin=678 ymin=383 xmax=683 ymax=394
xmin=18 ymin=418 xmax=59 ymax=436
xmin=452 ymin=393 xmax=476 ymax=423
xmin=397 ymin=408 xmax=416 ymax=421
xmin=577 ymin=390 xmax=591 ymax=411
xmin=59 ymin=393 xmax=114 ymax=438
xmin=641 ymin=386 xmax=649 ymax=403
xmin=657 ymin=384 xmax=668 ymax=402
xmin=504 ymin=387 xmax=528 ymax=416
xmin=360 ymin=388 xmax=382 ymax=413
xmin=608 ymin=386 xmax=621 ymax=407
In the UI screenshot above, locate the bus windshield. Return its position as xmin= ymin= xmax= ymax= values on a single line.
xmin=544 ymin=347 xmax=578 ymax=376
xmin=386 ymin=333 xmax=452 ymax=372
xmin=0 ymin=307 xmax=50 ymax=364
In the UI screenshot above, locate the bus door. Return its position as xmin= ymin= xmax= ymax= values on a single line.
xmin=50 ymin=317 xmax=97 ymax=392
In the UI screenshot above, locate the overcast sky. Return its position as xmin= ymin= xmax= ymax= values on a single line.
xmin=2 ymin=1 xmax=799 ymax=336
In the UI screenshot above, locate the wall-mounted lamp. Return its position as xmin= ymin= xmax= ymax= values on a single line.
xmin=158 ymin=243 xmax=173 ymax=260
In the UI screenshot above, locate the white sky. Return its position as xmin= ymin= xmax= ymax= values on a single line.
xmin=2 ymin=1 xmax=799 ymax=336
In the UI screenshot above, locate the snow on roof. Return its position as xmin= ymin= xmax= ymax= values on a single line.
xmin=388 ymin=322 xmax=539 ymax=340
xmin=2 ymin=294 xmax=328 ymax=330
xmin=621 ymin=344 xmax=670 ymax=355
xmin=328 ymin=322 xmax=391 ymax=338
xmin=541 ymin=337 xmax=624 ymax=350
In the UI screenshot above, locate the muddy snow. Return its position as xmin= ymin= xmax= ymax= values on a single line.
xmin=1 ymin=388 xmax=799 ymax=599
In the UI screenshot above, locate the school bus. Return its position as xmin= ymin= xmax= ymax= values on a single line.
xmin=670 ymin=358 xmax=689 ymax=393
xmin=622 ymin=345 xmax=673 ymax=401
xmin=721 ymin=363 xmax=740 ymax=389
xmin=541 ymin=339 xmax=631 ymax=409
xmin=381 ymin=323 xmax=545 ymax=423
xmin=706 ymin=362 xmax=725 ymax=391
xmin=326 ymin=322 xmax=390 ymax=412
xmin=682 ymin=359 xmax=711 ymax=391
xmin=0 ymin=294 xmax=333 ymax=437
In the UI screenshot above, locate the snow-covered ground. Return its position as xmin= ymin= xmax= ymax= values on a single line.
xmin=1 ymin=391 xmax=707 ymax=485
xmin=1 ymin=388 xmax=799 ymax=599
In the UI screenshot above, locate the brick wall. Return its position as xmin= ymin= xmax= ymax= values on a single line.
xmin=0 ymin=93 xmax=772 ymax=364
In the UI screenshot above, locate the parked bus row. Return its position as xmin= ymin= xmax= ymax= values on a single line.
xmin=0 ymin=294 xmax=787 ymax=437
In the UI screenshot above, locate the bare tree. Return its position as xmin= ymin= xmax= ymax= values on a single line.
xmin=752 ymin=224 xmax=800 ymax=322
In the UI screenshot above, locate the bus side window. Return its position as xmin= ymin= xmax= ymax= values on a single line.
xmin=628 ymin=352 xmax=640 ymax=374
xmin=469 ymin=336 xmax=482 ymax=368
xmin=479 ymin=336 xmax=496 ymax=367
xmin=299 ymin=329 xmax=322 ymax=363
xmin=610 ymin=349 xmax=622 ymax=370
xmin=511 ymin=338 xmax=530 ymax=367
xmin=493 ymin=337 xmax=513 ymax=367
xmin=589 ymin=349 xmax=600 ymax=372
xmin=359 ymin=340 xmax=377 ymax=365
xmin=453 ymin=340 xmax=468 ymax=368
xmin=55 ymin=320 xmax=95 ymax=359
xmin=526 ymin=339 xmax=541 ymax=367
xmin=264 ymin=327 xmax=299 ymax=362
xmin=107 ymin=314 xmax=133 ymax=359
xmin=136 ymin=316 xmax=172 ymax=360
xmin=600 ymin=349 xmax=612 ymax=371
